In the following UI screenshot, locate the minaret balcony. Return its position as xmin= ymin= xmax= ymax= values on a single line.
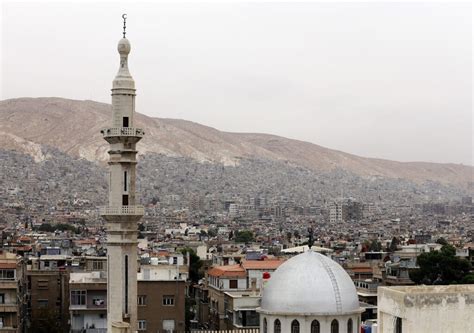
xmin=99 ymin=205 xmax=144 ymax=217
xmin=101 ymin=127 xmax=145 ymax=138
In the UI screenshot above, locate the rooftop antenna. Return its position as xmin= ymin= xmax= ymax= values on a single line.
xmin=122 ymin=13 xmax=127 ymax=38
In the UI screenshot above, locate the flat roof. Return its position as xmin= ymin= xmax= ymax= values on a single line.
xmin=379 ymin=284 xmax=474 ymax=295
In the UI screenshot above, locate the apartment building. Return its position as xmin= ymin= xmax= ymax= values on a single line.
xmin=0 ymin=251 xmax=26 ymax=333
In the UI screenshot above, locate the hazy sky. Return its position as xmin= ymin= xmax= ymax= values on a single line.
xmin=1 ymin=1 xmax=472 ymax=165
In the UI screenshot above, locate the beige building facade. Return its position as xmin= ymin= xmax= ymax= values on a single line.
xmin=377 ymin=285 xmax=474 ymax=333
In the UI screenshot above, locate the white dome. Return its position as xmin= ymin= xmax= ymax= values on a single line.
xmin=260 ymin=251 xmax=360 ymax=315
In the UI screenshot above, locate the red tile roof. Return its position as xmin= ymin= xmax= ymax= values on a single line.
xmin=241 ymin=259 xmax=285 ymax=270
xmin=208 ymin=264 xmax=246 ymax=278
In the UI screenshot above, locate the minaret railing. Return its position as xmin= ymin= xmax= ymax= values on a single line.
xmin=100 ymin=205 xmax=145 ymax=216
xmin=101 ymin=127 xmax=145 ymax=138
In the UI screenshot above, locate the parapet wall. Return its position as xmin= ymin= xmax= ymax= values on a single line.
xmin=378 ymin=285 xmax=474 ymax=333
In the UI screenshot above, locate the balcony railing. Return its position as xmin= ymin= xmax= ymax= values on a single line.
xmin=99 ymin=205 xmax=145 ymax=216
xmin=71 ymin=329 xmax=107 ymax=333
xmin=101 ymin=127 xmax=145 ymax=138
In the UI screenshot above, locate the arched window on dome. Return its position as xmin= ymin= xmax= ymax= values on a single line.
xmin=310 ymin=320 xmax=320 ymax=333
xmin=263 ymin=318 xmax=267 ymax=333
xmin=347 ymin=318 xmax=353 ymax=333
xmin=291 ymin=320 xmax=299 ymax=333
xmin=395 ymin=317 xmax=402 ymax=333
xmin=331 ymin=319 xmax=339 ymax=333
xmin=274 ymin=319 xmax=281 ymax=333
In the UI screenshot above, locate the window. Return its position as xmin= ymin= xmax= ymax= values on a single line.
xmin=38 ymin=299 xmax=48 ymax=308
xmin=0 ymin=270 xmax=15 ymax=280
xmin=138 ymin=320 xmax=146 ymax=331
xmin=291 ymin=320 xmax=300 ymax=333
xmin=163 ymin=319 xmax=175 ymax=333
xmin=163 ymin=295 xmax=175 ymax=306
xmin=37 ymin=279 xmax=49 ymax=289
xmin=331 ymin=319 xmax=339 ymax=333
xmin=274 ymin=319 xmax=281 ymax=333
xmin=395 ymin=317 xmax=402 ymax=333
xmin=0 ymin=294 xmax=4 ymax=304
xmin=347 ymin=318 xmax=353 ymax=333
xmin=311 ymin=320 xmax=320 ymax=333
xmin=263 ymin=318 xmax=267 ymax=333
xmin=122 ymin=195 xmax=129 ymax=206
xmin=229 ymin=279 xmax=238 ymax=289
xmin=71 ymin=290 xmax=86 ymax=305
xmin=138 ymin=295 xmax=147 ymax=306
xmin=123 ymin=117 xmax=129 ymax=127
xmin=92 ymin=261 xmax=104 ymax=271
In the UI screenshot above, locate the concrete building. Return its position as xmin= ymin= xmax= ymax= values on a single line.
xmin=377 ymin=285 xmax=474 ymax=333
xmin=69 ymin=271 xmax=107 ymax=333
xmin=137 ymin=264 xmax=187 ymax=333
xmin=0 ymin=251 xmax=26 ymax=333
xmin=329 ymin=202 xmax=343 ymax=224
xmin=99 ymin=15 xmax=145 ymax=333
xmin=258 ymin=251 xmax=362 ymax=333
xmin=27 ymin=256 xmax=70 ymax=332
xmin=207 ymin=259 xmax=284 ymax=330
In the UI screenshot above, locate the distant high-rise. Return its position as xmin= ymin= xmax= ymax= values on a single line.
xmin=100 ymin=14 xmax=144 ymax=332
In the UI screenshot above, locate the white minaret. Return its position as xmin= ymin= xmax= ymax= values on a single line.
xmin=100 ymin=14 xmax=144 ymax=333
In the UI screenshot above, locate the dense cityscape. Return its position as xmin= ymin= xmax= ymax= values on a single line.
xmin=1 ymin=3 xmax=473 ymax=333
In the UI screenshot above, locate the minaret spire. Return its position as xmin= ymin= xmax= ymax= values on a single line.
xmin=100 ymin=15 xmax=144 ymax=333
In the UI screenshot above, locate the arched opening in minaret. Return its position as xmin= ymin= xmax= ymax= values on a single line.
xmin=124 ymin=171 xmax=128 ymax=192
xmin=125 ymin=254 xmax=129 ymax=315
xmin=123 ymin=116 xmax=129 ymax=127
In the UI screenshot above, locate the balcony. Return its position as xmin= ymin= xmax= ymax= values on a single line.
xmin=0 ymin=328 xmax=17 ymax=333
xmin=99 ymin=205 xmax=144 ymax=216
xmin=100 ymin=205 xmax=144 ymax=223
xmin=101 ymin=127 xmax=144 ymax=138
xmin=0 ymin=304 xmax=18 ymax=313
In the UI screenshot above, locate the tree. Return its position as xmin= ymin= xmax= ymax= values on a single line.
xmin=436 ymin=237 xmax=448 ymax=246
xmin=293 ymin=230 xmax=300 ymax=239
xmin=235 ymin=230 xmax=255 ymax=243
xmin=368 ymin=239 xmax=382 ymax=252
xmin=389 ymin=237 xmax=399 ymax=252
xmin=207 ymin=228 xmax=217 ymax=238
xmin=180 ymin=248 xmax=203 ymax=283
xmin=410 ymin=245 xmax=472 ymax=285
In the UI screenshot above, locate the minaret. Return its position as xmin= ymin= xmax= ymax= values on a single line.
xmin=100 ymin=14 xmax=144 ymax=333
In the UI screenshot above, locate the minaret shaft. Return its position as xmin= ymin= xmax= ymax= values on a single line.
xmin=100 ymin=34 xmax=144 ymax=333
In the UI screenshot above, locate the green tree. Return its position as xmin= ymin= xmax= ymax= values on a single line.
xmin=410 ymin=245 xmax=472 ymax=285
xmin=235 ymin=230 xmax=255 ymax=243
xmin=436 ymin=237 xmax=448 ymax=246
xmin=207 ymin=228 xmax=217 ymax=238
xmin=368 ymin=239 xmax=382 ymax=252
xmin=389 ymin=237 xmax=399 ymax=252
xmin=180 ymin=248 xmax=203 ymax=283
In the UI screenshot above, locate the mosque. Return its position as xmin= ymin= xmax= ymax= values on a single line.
xmin=99 ymin=14 xmax=474 ymax=333
xmin=258 ymin=250 xmax=362 ymax=333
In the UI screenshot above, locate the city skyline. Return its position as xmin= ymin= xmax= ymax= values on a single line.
xmin=2 ymin=1 xmax=472 ymax=165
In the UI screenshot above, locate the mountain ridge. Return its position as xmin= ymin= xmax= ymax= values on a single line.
xmin=0 ymin=97 xmax=472 ymax=187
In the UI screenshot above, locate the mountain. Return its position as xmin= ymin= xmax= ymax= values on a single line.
xmin=0 ymin=97 xmax=472 ymax=187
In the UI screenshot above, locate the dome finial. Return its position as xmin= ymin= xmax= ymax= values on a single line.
xmin=122 ymin=14 xmax=127 ymax=38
